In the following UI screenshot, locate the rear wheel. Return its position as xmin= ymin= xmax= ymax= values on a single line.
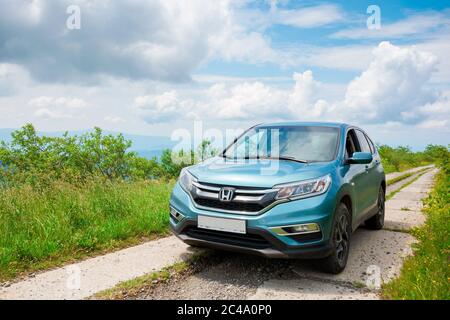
xmin=318 ymin=203 xmax=351 ymax=274
xmin=365 ymin=187 xmax=385 ymax=230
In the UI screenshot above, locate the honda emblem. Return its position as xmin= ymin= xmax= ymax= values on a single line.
xmin=219 ymin=187 xmax=235 ymax=202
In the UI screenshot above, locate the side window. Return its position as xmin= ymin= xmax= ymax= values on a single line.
xmin=355 ymin=130 xmax=371 ymax=153
xmin=345 ymin=129 xmax=360 ymax=158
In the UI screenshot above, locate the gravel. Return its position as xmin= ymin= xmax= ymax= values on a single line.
xmin=137 ymin=252 xmax=299 ymax=300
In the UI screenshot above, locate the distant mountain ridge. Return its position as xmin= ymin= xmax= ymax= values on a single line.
xmin=0 ymin=128 xmax=176 ymax=159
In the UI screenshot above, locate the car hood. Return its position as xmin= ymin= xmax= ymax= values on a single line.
xmin=188 ymin=157 xmax=336 ymax=188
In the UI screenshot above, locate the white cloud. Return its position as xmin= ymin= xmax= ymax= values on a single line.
xmin=29 ymin=96 xmax=88 ymax=121
xmin=288 ymin=71 xmax=329 ymax=118
xmin=272 ymin=4 xmax=345 ymax=28
xmin=28 ymin=96 xmax=88 ymax=109
xmin=417 ymin=37 xmax=450 ymax=84
xmin=417 ymin=119 xmax=448 ymax=129
xmin=210 ymin=81 xmax=287 ymax=120
xmin=0 ymin=0 xmax=323 ymax=83
xmin=136 ymin=42 xmax=450 ymax=131
xmin=134 ymin=91 xmax=185 ymax=123
xmin=136 ymin=70 xmax=327 ymax=123
xmin=341 ymin=41 xmax=438 ymax=123
xmin=34 ymin=108 xmax=74 ymax=119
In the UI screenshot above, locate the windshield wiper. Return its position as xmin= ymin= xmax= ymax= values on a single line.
xmin=272 ymin=156 xmax=308 ymax=164
xmin=240 ymin=156 xmax=308 ymax=164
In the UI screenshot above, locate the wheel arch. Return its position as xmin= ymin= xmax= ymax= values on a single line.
xmin=339 ymin=194 xmax=353 ymax=224
xmin=381 ymin=179 xmax=386 ymax=194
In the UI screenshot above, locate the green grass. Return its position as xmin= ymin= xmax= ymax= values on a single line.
xmin=386 ymin=166 xmax=430 ymax=186
xmin=0 ymin=178 xmax=175 ymax=280
xmin=382 ymin=162 xmax=432 ymax=174
xmin=382 ymin=170 xmax=450 ymax=300
xmin=387 ymin=172 xmax=415 ymax=185
xmin=93 ymin=262 xmax=187 ymax=300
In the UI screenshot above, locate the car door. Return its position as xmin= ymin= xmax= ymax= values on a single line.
xmin=344 ymin=129 xmax=368 ymax=223
xmin=365 ymin=132 xmax=383 ymax=204
xmin=354 ymin=129 xmax=378 ymax=214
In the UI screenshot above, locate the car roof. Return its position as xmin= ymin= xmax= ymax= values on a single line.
xmin=255 ymin=121 xmax=349 ymax=129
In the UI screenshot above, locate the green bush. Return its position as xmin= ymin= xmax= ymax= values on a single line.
xmin=377 ymin=144 xmax=442 ymax=173
xmin=0 ymin=124 xmax=154 ymax=184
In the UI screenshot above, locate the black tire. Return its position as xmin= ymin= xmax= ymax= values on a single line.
xmin=318 ymin=202 xmax=352 ymax=274
xmin=365 ymin=187 xmax=385 ymax=230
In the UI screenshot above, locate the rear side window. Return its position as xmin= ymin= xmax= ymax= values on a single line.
xmin=355 ymin=130 xmax=371 ymax=153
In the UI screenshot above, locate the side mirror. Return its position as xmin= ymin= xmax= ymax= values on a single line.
xmin=347 ymin=152 xmax=373 ymax=164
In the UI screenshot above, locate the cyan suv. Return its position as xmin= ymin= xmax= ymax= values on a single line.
xmin=170 ymin=122 xmax=385 ymax=273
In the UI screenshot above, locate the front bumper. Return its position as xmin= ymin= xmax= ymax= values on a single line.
xmin=170 ymin=181 xmax=337 ymax=259
xmin=171 ymin=220 xmax=333 ymax=259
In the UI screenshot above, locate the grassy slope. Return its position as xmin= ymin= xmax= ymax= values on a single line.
xmin=382 ymin=170 xmax=450 ymax=299
xmin=0 ymin=179 xmax=174 ymax=280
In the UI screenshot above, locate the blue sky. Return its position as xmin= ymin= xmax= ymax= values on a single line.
xmin=0 ymin=0 xmax=449 ymax=150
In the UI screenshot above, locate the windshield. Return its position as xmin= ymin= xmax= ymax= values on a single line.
xmin=223 ymin=126 xmax=339 ymax=162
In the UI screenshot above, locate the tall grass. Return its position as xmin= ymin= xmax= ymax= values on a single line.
xmin=382 ymin=169 xmax=450 ymax=299
xmin=0 ymin=178 xmax=174 ymax=280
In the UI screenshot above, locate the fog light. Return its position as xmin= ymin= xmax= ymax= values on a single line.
xmin=170 ymin=207 xmax=185 ymax=223
xmin=270 ymin=223 xmax=320 ymax=235
xmin=291 ymin=223 xmax=320 ymax=233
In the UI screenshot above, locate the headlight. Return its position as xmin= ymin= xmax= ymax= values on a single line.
xmin=274 ymin=174 xmax=331 ymax=200
xmin=179 ymin=168 xmax=197 ymax=192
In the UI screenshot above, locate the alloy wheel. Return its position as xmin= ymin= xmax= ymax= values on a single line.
xmin=377 ymin=189 xmax=385 ymax=224
xmin=334 ymin=214 xmax=349 ymax=265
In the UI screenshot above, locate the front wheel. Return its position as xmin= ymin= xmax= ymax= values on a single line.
xmin=317 ymin=203 xmax=351 ymax=274
xmin=365 ymin=186 xmax=385 ymax=230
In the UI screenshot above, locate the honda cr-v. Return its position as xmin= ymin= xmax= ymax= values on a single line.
xmin=169 ymin=122 xmax=385 ymax=273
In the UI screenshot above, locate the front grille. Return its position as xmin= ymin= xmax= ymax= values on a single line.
xmin=195 ymin=198 xmax=264 ymax=212
xmin=185 ymin=226 xmax=271 ymax=249
xmin=191 ymin=181 xmax=277 ymax=214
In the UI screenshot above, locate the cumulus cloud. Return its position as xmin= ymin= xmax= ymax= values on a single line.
xmin=0 ymin=0 xmax=313 ymax=84
xmin=135 ymin=70 xmax=326 ymax=123
xmin=288 ymin=71 xmax=329 ymax=119
xmin=341 ymin=41 xmax=438 ymax=123
xmin=135 ymin=42 xmax=449 ymax=129
xmin=29 ymin=95 xmax=88 ymax=120
xmin=134 ymin=91 xmax=185 ymax=123
xmin=0 ymin=0 xmax=227 ymax=83
xmin=207 ymin=81 xmax=287 ymax=120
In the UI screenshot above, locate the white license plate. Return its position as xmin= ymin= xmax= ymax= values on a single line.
xmin=197 ymin=215 xmax=246 ymax=234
